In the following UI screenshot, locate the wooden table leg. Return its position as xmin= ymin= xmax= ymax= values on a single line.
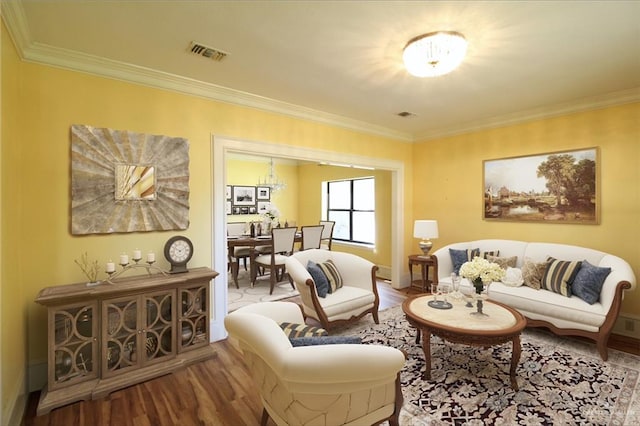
xmin=510 ymin=334 xmax=521 ymax=390
xmin=421 ymin=328 xmax=431 ymax=380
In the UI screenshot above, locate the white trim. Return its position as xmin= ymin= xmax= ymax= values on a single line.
xmin=210 ymin=136 xmax=405 ymax=341
xmin=3 ymin=1 xmax=637 ymax=144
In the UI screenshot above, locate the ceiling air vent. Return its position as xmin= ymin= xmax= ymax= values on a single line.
xmin=188 ymin=41 xmax=228 ymax=62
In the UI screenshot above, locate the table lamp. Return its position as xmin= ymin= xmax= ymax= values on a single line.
xmin=413 ymin=220 xmax=439 ymax=255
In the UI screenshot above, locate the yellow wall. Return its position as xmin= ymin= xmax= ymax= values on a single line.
xmin=3 ymin=16 xmax=639 ymax=422
xmin=297 ymin=164 xmax=392 ymax=267
xmin=1 ymin=21 xmax=28 ymax=425
xmin=226 ymin=158 xmax=299 ymax=225
xmin=413 ymin=103 xmax=640 ymax=316
xmin=226 ymin=159 xmax=393 ymax=268
xmin=0 ymin=21 xmax=414 ymax=421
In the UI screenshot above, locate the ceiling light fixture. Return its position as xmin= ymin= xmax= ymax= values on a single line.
xmin=403 ymin=31 xmax=467 ymax=77
xmin=257 ymin=158 xmax=286 ymax=192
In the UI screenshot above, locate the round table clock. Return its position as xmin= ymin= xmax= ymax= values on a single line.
xmin=164 ymin=236 xmax=193 ymax=274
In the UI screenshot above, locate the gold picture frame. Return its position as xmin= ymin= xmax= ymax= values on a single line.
xmin=483 ymin=147 xmax=599 ymax=224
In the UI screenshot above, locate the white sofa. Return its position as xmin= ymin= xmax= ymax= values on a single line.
xmin=432 ymin=239 xmax=636 ymax=360
xmin=286 ymin=249 xmax=380 ymax=330
xmin=225 ymin=302 xmax=405 ymax=426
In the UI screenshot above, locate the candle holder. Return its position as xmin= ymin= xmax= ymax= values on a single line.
xmin=105 ymin=260 xmax=167 ymax=284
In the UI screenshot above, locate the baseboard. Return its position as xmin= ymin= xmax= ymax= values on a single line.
xmin=376 ymin=264 xmax=391 ymax=281
xmin=612 ymin=313 xmax=640 ymax=339
xmin=3 ymin=369 xmax=27 ymax=426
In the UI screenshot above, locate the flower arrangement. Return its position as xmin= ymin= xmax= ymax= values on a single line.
xmin=459 ymin=256 xmax=505 ymax=294
xmin=74 ymin=252 xmax=100 ymax=283
xmin=261 ymin=204 xmax=280 ymax=222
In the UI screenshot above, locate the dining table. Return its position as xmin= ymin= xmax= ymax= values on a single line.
xmin=227 ymin=232 xmax=302 ymax=286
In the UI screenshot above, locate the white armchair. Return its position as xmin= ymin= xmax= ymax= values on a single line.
xmin=285 ymin=249 xmax=380 ymax=330
xmin=224 ymin=302 xmax=405 ymax=426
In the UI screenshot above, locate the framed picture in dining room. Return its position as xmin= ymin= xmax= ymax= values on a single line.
xmin=483 ymin=147 xmax=599 ymax=224
xmin=257 ymin=186 xmax=271 ymax=200
xmin=226 ymin=185 xmax=232 ymax=200
xmin=232 ymin=186 xmax=256 ymax=206
xmin=257 ymin=201 xmax=271 ymax=214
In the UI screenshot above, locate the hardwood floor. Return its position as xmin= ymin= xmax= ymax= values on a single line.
xmin=23 ymin=282 xmax=638 ymax=425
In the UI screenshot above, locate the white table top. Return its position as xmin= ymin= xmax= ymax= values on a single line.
xmin=408 ymin=295 xmax=517 ymax=331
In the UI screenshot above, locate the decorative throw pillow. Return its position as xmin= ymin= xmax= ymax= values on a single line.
xmin=481 ymin=250 xmax=500 ymax=259
xmin=449 ymin=248 xmax=480 ymax=274
xmin=487 ymin=255 xmax=517 ymax=270
xmin=307 ymin=260 xmax=329 ymax=297
xmin=318 ymin=259 xmax=343 ymax=293
xmin=571 ymin=260 xmax=611 ymax=304
xmin=289 ymin=335 xmax=362 ymax=347
xmin=521 ymin=258 xmax=548 ymax=290
xmin=541 ymin=257 xmax=582 ymax=297
xmin=502 ymin=266 xmax=524 ymax=287
xmin=279 ymin=322 xmax=328 ymax=338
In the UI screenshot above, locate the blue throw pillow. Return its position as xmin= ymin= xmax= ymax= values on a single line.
xmin=289 ymin=335 xmax=362 ymax=347
xmin=307 ymin=260 xmax=329 ymax=297
xmin=571 ymin=260 xmax=612 ymax=304
xmin=449 ymin=248 xmax=480 ymax=274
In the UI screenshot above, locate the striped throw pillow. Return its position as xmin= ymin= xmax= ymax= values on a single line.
xmin=541 ymin=257 xmax=582 ymax=297
xmin=481 ymin=250 xmax=500 ymax=259
xmin=279 ymin=322 xmax=328 ymax=338
xmin=318 ymin=260 xmax=343 ymax=293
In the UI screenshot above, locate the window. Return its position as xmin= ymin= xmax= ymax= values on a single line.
xmin=324 ymin=177 xmax=375 ymax=245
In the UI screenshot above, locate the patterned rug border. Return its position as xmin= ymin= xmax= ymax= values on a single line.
xmin=334 ymin=305 xmax=640 ymax=425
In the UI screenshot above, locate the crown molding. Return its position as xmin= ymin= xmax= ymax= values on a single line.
xmin=2 ymin=1 xmax=412 ymax=142
xmin=3 ymin=1 xmax=637 ymax=144
xmin=1 ymin=0 xmax=31 ymax=55
xmin=414 ymin=87 xmax=640 ymax=142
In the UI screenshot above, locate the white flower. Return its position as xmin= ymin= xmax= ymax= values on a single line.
xmin=459 ymin=256 xmax=505 ymax=284
xmin=261 ymin=204 xmax=280 ymax=221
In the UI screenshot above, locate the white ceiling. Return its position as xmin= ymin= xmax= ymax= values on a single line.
xmin=3 ymin=1 xmax=640 ymax=141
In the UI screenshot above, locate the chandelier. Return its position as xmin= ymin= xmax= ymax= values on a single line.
xmin=257 ymin=158 xmax=286 ymax=192
xmin=402 ymin=31 xmax=467 ymax=77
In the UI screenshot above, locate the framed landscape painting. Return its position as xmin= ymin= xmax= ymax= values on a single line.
xmin=483 ymin=147 xmax=599 ymax=224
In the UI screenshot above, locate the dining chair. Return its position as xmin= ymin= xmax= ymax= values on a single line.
xmin=227 ymin=221 xmax=250 ymax=270
xmin=300 ymin=225 xmax=324 ymax=251
xmin=319 ymin=220 xmax=335 ymax=250
xmin=252 ymin=227 xmax=297 ymax=294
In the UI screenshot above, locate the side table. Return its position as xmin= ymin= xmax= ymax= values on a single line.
xmin=408 ymin=254 xmax=438 ymax=292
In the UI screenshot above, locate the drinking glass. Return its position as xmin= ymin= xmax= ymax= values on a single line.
xmin=431 ymin=282 xmax=439 ymax=302
xmin=451 ymin=274 xmax=462 ymax=299
xmin=438 ymin=283 xmax=450 ymax=303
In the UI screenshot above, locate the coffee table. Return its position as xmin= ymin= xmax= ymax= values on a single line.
xmin=402 ymin=294 xmax=526 ymax=390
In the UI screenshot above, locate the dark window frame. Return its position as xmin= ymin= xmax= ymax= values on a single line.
xmin=326 ymin=177 xmax=375 ymax=245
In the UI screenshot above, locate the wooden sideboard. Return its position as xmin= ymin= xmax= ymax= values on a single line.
xmin=34 ymin=267 xmax=219 ymax=415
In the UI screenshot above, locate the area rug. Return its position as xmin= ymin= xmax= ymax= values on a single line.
xmin=227 ymin=269 xmax=299 ymax=312
xmin=334 ymin=306 xmax=640 ymax=425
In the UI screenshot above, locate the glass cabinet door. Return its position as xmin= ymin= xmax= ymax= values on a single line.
xmin=50 ymin=302 xmax=98 ymax=389
xmin=102 ymin=296 xmax=139 ymax=377
xmin=179 ymin=284 xmax=209 ymax=352
xmin=143 ymin=290 xmax=175 ymax=364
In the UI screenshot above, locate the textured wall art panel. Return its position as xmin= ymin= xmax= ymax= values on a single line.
xmin=71 ymin=124 xmax=190 ymax=234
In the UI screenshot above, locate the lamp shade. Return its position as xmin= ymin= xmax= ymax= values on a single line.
xmin=413 ymin=220 xmax=439 ymax=239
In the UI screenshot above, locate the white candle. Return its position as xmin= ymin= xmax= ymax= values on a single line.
xmin=119 ymin=254 xmax=129 ymax=265
xmin=147 ymin=252 xmax=155 ymax=263
xmin=106 ymin=261 xmax=116 ymax=273
xmin=133 ymin=249 xmax=142 ymax=261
